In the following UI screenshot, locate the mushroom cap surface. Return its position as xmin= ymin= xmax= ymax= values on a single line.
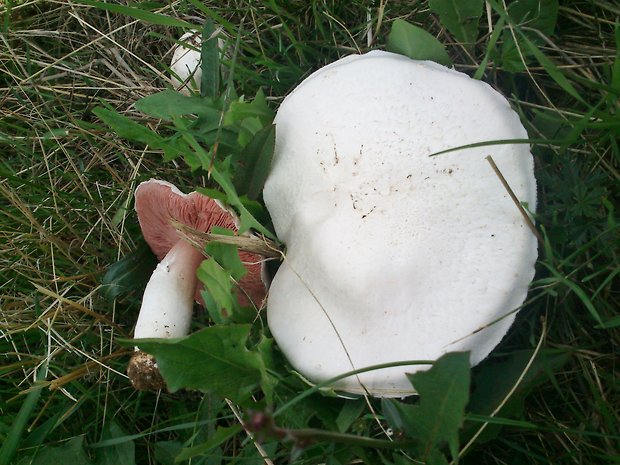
xmin=263 ymin=51 xmax=538 ymax=397
xmin=135 ymin=179 xmax=265 ymax=307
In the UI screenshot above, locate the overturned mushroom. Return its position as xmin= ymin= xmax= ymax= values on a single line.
xmin=263 ymin=51 xmax=538 ymax=397
xmin=128 ymin=179 xmax=266 ymax=390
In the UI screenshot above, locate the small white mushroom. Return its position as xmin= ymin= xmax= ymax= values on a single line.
xmin=263 ymin=51 xmax=538 ymax=397
xmin=170 ymin=31 xmax=203 ymax=95
xmin=169 ymin=30 xmax=227 ymax=95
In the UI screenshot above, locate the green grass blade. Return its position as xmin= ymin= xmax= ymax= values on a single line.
xmin=0 ymin=377 xmax=45 ymax=465
xmin=75 ymin=0 xmax=194 ymax=28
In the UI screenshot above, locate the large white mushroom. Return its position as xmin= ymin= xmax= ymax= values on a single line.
xmin=263 ymin=50 xmax=538 ymax=397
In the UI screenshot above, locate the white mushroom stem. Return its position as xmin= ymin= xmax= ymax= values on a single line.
xmin=134 ymin=239 xmax=204 ymax=340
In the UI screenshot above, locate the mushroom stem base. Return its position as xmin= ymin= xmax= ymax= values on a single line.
xmin=127 ymin=350 xmax=167 ymax=391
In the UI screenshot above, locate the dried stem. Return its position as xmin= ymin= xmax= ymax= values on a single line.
xmin=171 ymin=220 xmax=282 ymax=259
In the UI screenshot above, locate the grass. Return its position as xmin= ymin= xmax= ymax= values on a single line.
xmin=1 ymin=1 xmax=619 ymax=464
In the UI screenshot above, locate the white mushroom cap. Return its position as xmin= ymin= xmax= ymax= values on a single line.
xmin=263 ymin=51 xmax=538 ymax=397
xmin=170 ymin=31 xmax=203 ymax=95
xmin=169 ymin=30 xmax=227 ymax=95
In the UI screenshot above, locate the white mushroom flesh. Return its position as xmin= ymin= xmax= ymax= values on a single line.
xmin=134 ymin=240 xmax=204 ymax=339
xmin=263 ymin=51 xmax=538 ymax=397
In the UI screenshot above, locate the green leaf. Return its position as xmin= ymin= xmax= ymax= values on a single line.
xmin=176 ymin=424 xmax=242 ymax=461
xmin=94 ymin=422 xmax=135 ymax=465
xmin=93 ymin=107 xmax=181 ymax=158
xmin=197 ymin=257 xmax=239 ymax=324
xmin=30 ymin=437 xmax=93 ymax=465
xmin=498 ymin=0 xmax=558 ymax=72
xmin=336 ymin=399 xmax=366 ymax=433
xmin=205 ymin=228 xmax=247 ymax=281
xmin=200 ymin=20 xmax=221 ymax=99
xmin=387 ymin=19 xmax=451 ymax=66
xmin=381 ymin=398 xmax=414 ymax=437
xmin=507 ymin=0 xmax=559 ymax=36
xmin=101 ymin=240 xmax=157 ymax=301
xmin=133 ymin=325 xmax=275 ymax=404
xmin=134 ymin=90 xmax=219 ymax=120
xmin=224 ymin=89 xmax=274 ymax=127
xmin=153 ymin=441 xmax=182 ymax=465
xmin=209 ymin=162 xmax=275 ymax=238
xmin=429 ymin=0 xmax=483 ymax=45
xmin=407 ymin=352 xmax=470 ymax=459
xmin=382 ymin=352 xmax=471 ymax=461
xmin=233 ymin=123 xmax=275 ymax=200
xmin=0 ymin=377 xmax=44 ymax=465
xmin=75 ymin=0 xmax=193 ymax=28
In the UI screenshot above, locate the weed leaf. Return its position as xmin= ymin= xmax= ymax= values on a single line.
xmin=205 ymin=228 xmax=248 ymax=281
xmin=133 ymin=325 xmax=275 ymax=404
xmin=75 ymin=0 xmax=193 ymax=28
xmin=429 ymin=0 xmax=483 ymax=45
xmin=94 ymin=422 xmax=135 ymax=465
xmin=93 ymin=107 xmax=180 ymax=160
xmin=382 ymin=352 xmax=471 ymax=461
xmin=101 ymin=240 xmax=157 ymax=301
xmin=134 ymin=90 xmax=218 ymax=120
xmin=197 ymin=250 xmax=243 ymax=324
xmin=29 ymin=437 xmax=92 ymax=465
xmin=387 ymin=19 xmax=451 ymax=66
xmin=233 ymin=123 xmax=275 ymax=200
xmin=201 ymin=20 xmax=221 ymax=98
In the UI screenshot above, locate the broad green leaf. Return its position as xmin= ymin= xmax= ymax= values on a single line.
xmin=176 ymin=424 xmax=242 ymax=461
xmin=153 ymin=441 xmax=182 ymax=465
xmin=387 ymin=19 xmax=451 ymax=66
xmin=406 ymin=352 xmax=470 ymax=458
xmin=134 ymin=324 xmax=275 ymax=403
xmin=224 ymin=89 xmax=274 ymax=127
xmin=493 ymin=0 xmax=558 ymax=72
xmin=30 ymin=437 xmax=92 ymax=465
xmin=94 ymin=422 xmax=135 ymax=465
xmin=134 ymin=90 xmax=219 ymax=120
xmin=381 ymin=398 xmax=416 ymax=437
xmin=383 ymin=352 xmax=471 ymax=461
xmin=197 ymin=257 xmax=239 ymax=324
xmin=336 ymin=399 xmax=366 ymax=433
xmin=205 ymin=227 xmax=247 ymax=281
xmin=101 ymin=240 xmax=157 ymax=301
xmin=93 ymin=107 xmax=161 ymax=145
xmin=200 ymin=20 xmax=221 ymax=99
xmin=429 ymin=0 xmax=483 ymax=45
xmin=233 ymin=124 xmax=275 ymax=200
xmin=93 ymin=107 xmax=181 ymax=159
xmin=507 ymin=0 xmax=559 ymax=35
xmin=75 ymin=0 xmax=193 ymax=28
